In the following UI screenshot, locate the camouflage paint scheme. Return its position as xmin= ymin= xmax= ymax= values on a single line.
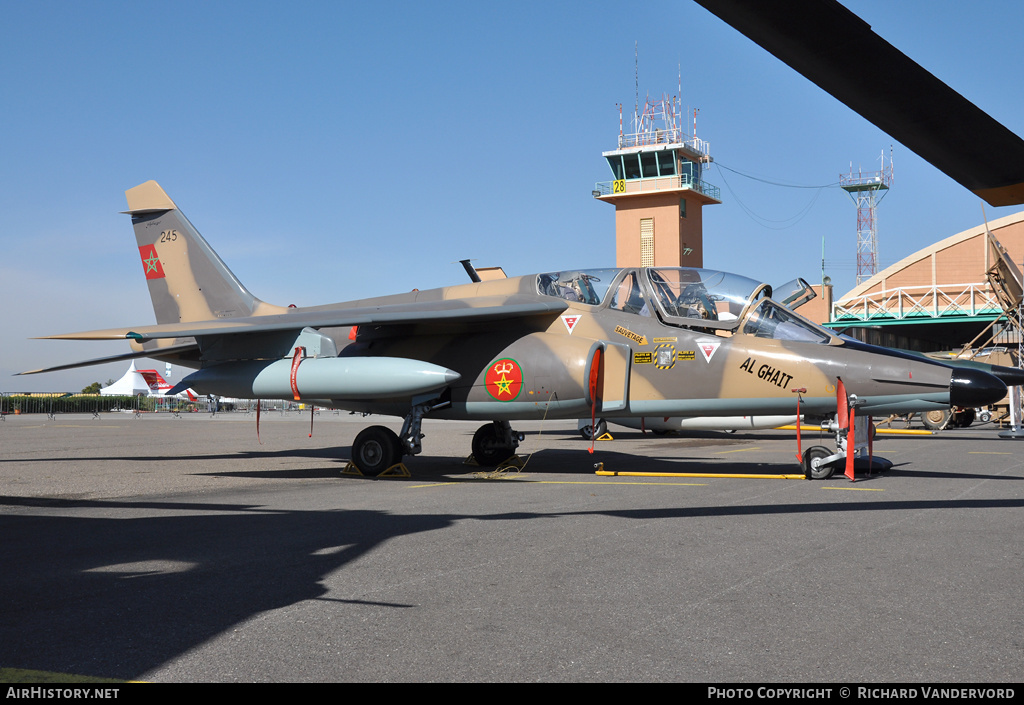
xmin=26 ymin=182 xmax=1012 ymax=468
xmin=29 ymin=5 xmax=1024 ymax=470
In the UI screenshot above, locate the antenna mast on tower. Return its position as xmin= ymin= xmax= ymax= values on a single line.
xmin=634 ymin=41 xmax=639 ymax=131
xmin=841 ymin=149 xmax=894 ymax=285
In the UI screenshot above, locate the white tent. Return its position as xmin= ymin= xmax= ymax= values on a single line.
xmin=99 ymin=361 xmax=152 ymax=396
xmin=100 ymin=362 xmax=197 ymax=400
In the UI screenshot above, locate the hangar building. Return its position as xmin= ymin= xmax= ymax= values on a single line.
xmin=825 ymin=211 xmax=1024 ymax=353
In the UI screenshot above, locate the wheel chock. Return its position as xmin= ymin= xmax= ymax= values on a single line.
xmin=597 ymin=432 xmax=614 ymax=441
xmin=379 ymin=463 xmax=411 ymax=478
xmin=342 ymin=461 xmax=411 ymax=478
xmin=341 ymin=461 xmax=364 ymax=476
xmin=463 ymin=455 xmax=480 ymax=466
xmin=496 ymin=454 xmax=525 ymax=470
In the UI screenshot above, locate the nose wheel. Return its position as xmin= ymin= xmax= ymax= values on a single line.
xmin=802 ymin=445 xmax=838 ymax=480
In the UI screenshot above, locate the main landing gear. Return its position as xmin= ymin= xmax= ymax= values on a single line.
xmin=348 ymin=403 xmax=524 ymax=473
xmin=351 ymin=425 xmax=403 ymax=475
xmin=350 ymin=397 xmax=439 ymax=475
xmin=471 ymin=420 xmax=524 ymax=466
xmin=579 ymin=418 xmax=608 ymax=441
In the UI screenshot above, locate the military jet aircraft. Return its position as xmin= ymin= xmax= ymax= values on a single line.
xmin=22 ymin=2 xmax=1024 ymax=477
xmin=21 ymin=180 xmax=1013 ymax=477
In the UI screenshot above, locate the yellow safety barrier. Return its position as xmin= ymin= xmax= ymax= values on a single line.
xmin=596 ymin=470 xmax=806 ymax=480
xmin=775 ymin=424 xmax=931 ymax=436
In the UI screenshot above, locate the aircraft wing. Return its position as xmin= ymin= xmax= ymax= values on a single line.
xmin=694 ymin=0 xmax=1024 ymax=207
xmin=34 ymin=296 xmax=568 ymax=343
xmin=17 ymin=342 xmax=201 ymax=376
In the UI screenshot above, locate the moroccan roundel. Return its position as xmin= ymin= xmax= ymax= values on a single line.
xmin=485 ymin=358 xmax=523 ymax=401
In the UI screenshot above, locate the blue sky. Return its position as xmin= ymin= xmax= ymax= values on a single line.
xmin=3 ymin=0 xmax=1023 ymax=391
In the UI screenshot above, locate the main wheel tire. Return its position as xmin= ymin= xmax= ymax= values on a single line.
xmin=352 ymin=425 xmax=402 ymax=475
xmin=953 ymin=409 xmax=975 ymax=427
xmin=921 ymin=409 xmax=950 ymax=431
xmin=472 ymin=423 xmax=515 ymax=466
xmin=579 ymin=419 xmax=608 ymax=440
xmin=802 ymin=445 xmax=835 ymax=480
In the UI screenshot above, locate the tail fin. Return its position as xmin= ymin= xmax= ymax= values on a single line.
xmin=125 ymin=181 xmax=283 ymax=324
xmin=137 ymin=369 xmax=166 ymax=393
xmin=138 ymin=368 xmax=198 ymax=400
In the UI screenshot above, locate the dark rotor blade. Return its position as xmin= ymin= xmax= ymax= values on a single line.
xmin=695 ymin=0 xmax=1024 ymax=206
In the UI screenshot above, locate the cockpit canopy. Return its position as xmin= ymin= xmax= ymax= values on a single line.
xmin=642 ymin=267 xmax=768 ymax=324
xmin=537 ymin=266 xmax=835 ymax=344
xmin=536 ymin=269 xmax=621 ymax=306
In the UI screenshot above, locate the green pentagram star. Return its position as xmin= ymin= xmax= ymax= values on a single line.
xmin=143 ymin=252 xmax=160 ymax=274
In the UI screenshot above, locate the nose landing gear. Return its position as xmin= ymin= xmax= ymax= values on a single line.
xmin=800 ymin=413 xmax=884 ymax=480
xmin=801 ymin=445 xmax=838 ymax=480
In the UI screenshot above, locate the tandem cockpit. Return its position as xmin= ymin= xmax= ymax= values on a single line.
xmin=537 ymin=267 xmax=834 ymax=344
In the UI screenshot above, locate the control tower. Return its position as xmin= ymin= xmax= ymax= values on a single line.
xmin=593 ymin=95 xmax=721 ymax=268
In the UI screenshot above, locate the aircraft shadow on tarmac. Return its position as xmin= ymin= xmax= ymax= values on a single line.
xmin=4 ymin=490 xmax=1024 ymax=681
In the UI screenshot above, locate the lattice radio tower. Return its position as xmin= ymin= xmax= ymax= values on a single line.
xmin=841 ymin=150 xmax=894 ymax=285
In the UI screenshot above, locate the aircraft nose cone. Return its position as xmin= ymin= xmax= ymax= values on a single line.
xmin=950 ymin=368 xmax=1006 ymax=408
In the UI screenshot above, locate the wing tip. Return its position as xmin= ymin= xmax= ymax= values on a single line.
xmin=973 ymin=182 xmax=1024 ymax=208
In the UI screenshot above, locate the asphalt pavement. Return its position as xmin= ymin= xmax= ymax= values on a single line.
xmin=1 ymin=411 xmax=1022 ymax=682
